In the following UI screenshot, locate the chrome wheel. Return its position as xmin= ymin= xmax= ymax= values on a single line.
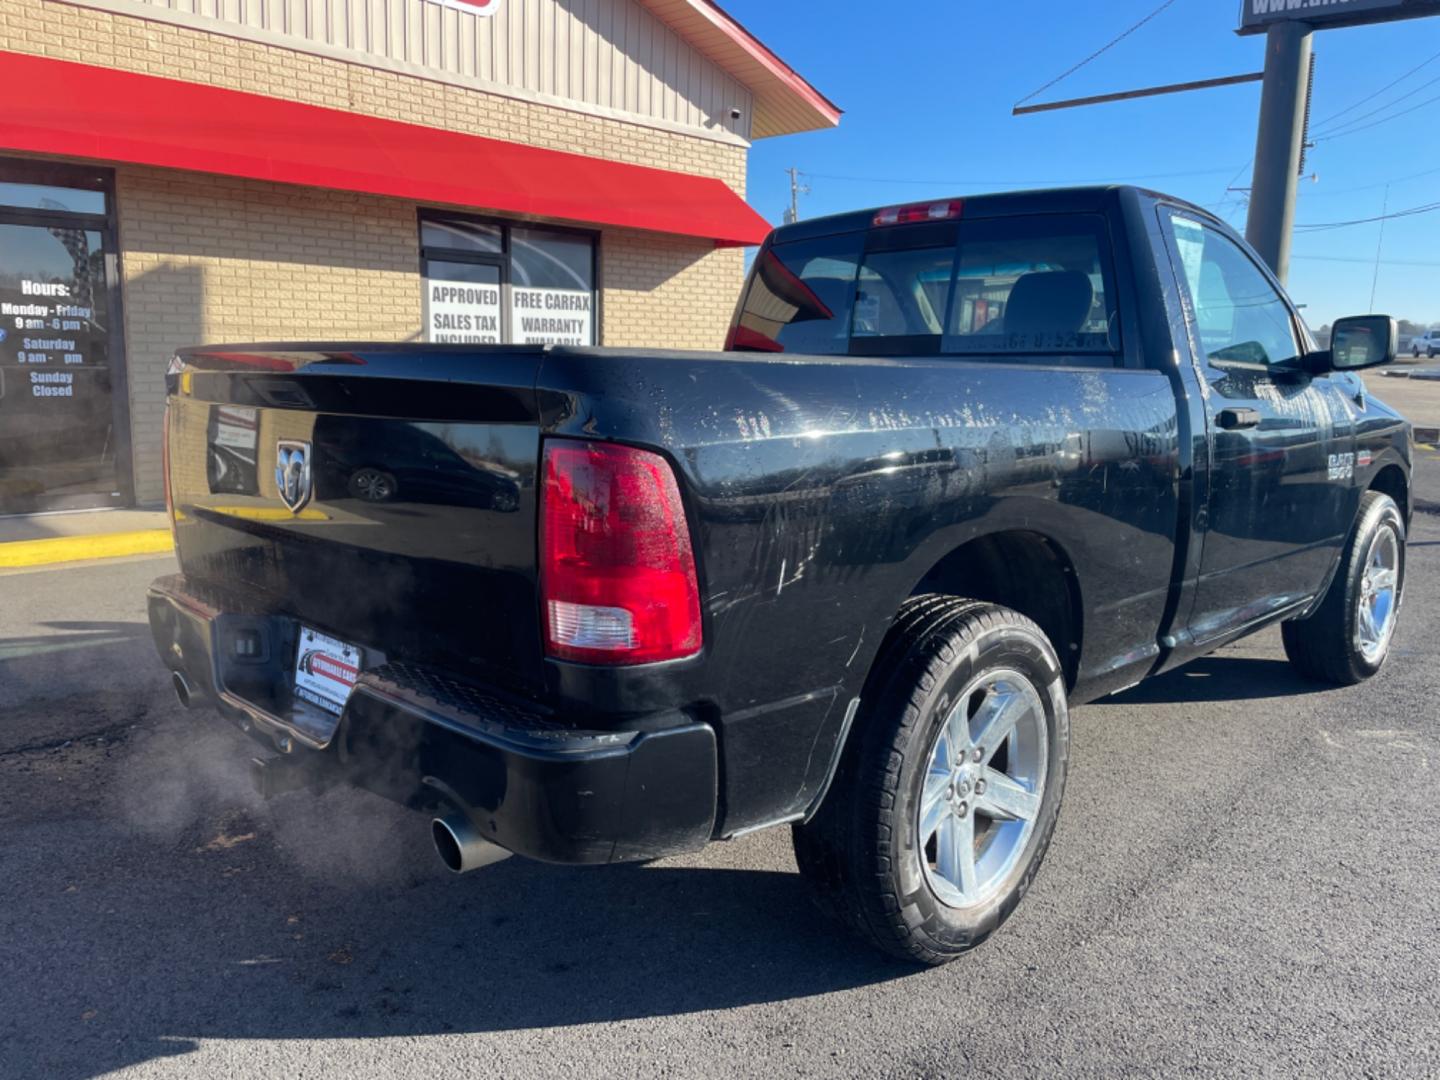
xmin=351 ymin=469 xmax=395 ymax=502
xmin=918 ymin=669 xmax=1048 ymax=909
xmin=1356 ymin=526 xmax=1400 ymax=664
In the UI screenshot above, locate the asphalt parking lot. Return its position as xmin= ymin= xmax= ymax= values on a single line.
xmin=2 ymin=467 xmax=1439 ymax=1079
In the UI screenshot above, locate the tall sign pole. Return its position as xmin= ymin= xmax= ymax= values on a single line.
xmin=1244 ymin=20 xmax=1312 ymax=284
xmin=1238 ymin=0 xmax=1440 ymax=282
xmin=1013 ymin=0 xmax=1440 ymax=288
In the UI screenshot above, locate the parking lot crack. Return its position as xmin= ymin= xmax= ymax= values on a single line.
xmin=0 ymin=720 xmax=137 ymax=759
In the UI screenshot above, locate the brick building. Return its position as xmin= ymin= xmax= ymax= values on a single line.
xmin=0 ymin=0 xmax=837 ymax=512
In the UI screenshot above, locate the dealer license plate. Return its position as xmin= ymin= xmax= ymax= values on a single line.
xmin=293 ymin=626 xmax=363 ymax=716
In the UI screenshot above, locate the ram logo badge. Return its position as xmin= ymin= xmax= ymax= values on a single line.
xmin=275 ymin=440 xmax=313 ymax=512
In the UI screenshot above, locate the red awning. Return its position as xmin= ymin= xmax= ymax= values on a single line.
xmin=0 ymin=50 xmax=772 ymax=247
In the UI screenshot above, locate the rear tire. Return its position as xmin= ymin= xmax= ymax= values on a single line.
xmin=1282 ymin=491 xmax=1405 ymax=685
xmin=792 ymin=596 xmax=1069 ymax=965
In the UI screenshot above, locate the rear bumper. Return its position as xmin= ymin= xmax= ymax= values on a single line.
xmin=147 ymin=575 xmax=718 ymax=864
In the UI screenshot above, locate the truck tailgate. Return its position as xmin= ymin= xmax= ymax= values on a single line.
xmin=167 ymin=345 xmax=546 ymax=693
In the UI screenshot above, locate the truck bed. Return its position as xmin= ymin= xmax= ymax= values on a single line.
xmin=165 ymin=340 xmax=1183 ymax=834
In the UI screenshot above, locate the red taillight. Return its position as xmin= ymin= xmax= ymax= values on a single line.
xmin=873 ymin=199 xmax=964 ymax=227
xmin=540 ymin=440 xmax=702 ymax=665
xmin=161 ymin=403 xmax=176 ymax=542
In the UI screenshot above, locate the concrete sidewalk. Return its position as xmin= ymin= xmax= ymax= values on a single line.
xmin=1374 ymin=370 xmax=1440 ymax=443
xmin=0 ymin=508 xmax=172 ymax=568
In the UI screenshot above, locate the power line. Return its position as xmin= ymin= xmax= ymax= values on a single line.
xmin=1369 ymin=184 xmax=1390 ymax=311
xmin=802 ymin=165 xmax=1243 ymax=188
xmin=1213 ymin=156 xmax=1256 ymax=210
xmin=1310 ymin=45 xmax=1440 ymax=131
xmin=1296 ymin=162 xmax=1440 ymax=199
xmin=1293 ymin=254 xmax=1440 ymax=267
xmin=1312 ymin=70 xmax=1440 ymax=136
xmin=1316 ymin=86 xmax=1440 ymax=141
xmin=1013 ymin=0 xmax=1182 ymax=109
xmin=1295 ymin=199 xmax=1440 ymax=231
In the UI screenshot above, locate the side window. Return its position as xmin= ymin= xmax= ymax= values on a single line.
xmin=1166 ymin=214 xmax=1298 ymax=368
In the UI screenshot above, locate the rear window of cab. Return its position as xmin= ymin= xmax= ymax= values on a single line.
xmin=730 ymin=213 xmax=1120 ymax=362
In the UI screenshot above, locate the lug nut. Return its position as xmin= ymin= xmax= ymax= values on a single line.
xmin=956 ymin=801 xmax=969 ymax=817
xmin=972 ymin=748 xmax=983 ymax=763
xmin=975 ymin=779 xmax=987 ymax=795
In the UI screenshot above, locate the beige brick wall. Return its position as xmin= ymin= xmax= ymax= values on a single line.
xmin=115 ymin=170 xmax=748 ymax=503
xmin=601 ymin=231 xmax=744 ymax=351
xmin=117 ymin=167 xmax=424 ymax=502
xmin=2 ymin=0 xmax=756 ymax=505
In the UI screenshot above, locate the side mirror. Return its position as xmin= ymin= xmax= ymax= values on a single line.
xmin=1327 ymin=315 xmax=1398 ymax=371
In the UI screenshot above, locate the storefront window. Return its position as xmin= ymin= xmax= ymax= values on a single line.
xmin=509 ymin=227 xmax=595 ymax=346
xmin=0 ymin=163 xmax=127 ymax=514
xmin=420 ymin=217 xmax=502 ymax=255
xmin=419 ymin=212 xmax=596 ymax=347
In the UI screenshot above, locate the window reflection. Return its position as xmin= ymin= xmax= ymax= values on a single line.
xmin=0 ymin=182 xmax=105 ymax=215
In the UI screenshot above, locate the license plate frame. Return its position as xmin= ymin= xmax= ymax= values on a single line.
xmin=292 ymin=626 xmax=364 ymax=716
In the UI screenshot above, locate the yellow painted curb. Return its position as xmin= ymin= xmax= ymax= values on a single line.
xmin=0 ymin=529 xmax=174 ymax=569
xmin=207 ymin=506 xmax=329 ymax=522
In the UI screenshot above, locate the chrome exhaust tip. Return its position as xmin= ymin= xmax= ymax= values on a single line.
xmin=171 ymin=670 xmax=194 ymax=709
xmin=432 ymin=814 xmax=511 ymax=874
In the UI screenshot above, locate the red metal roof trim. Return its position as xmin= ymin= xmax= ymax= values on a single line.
xmin=0 ymin=51 xmax=772 ymax=247
xmin=694 ymin=1 xmax=842 ymax=125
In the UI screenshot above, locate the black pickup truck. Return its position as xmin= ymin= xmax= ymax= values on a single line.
xmin=149 ymin=186 xmax=1409 ymax=964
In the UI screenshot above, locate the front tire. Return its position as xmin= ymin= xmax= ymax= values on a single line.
xmin=349 ymin=468 xmax=398 ymax=502
xmin=1282 ymin=491 xmax=1405 ymax=685
xmin=792 ymin=596 xmax=1069 ymax=965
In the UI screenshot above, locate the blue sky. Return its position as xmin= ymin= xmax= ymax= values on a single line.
xmin=730 ymin=0 xmax=1440 ymax=330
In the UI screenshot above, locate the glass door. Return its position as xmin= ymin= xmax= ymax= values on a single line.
xmin=0 ymin=161 xmax=128 ymax=514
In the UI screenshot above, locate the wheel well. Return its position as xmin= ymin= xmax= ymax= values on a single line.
xmin=1370 ymin=464 xmax=1408 ymax=520
xmin=911 ymin=531 xmax=1082 ymax=689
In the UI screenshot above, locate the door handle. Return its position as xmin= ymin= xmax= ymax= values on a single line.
xmin=1217 ymin=407 xmax=1261 ymax=431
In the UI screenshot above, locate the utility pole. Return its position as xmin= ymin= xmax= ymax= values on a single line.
xmin=1370 ymin=184 xmax=1390 ymax=312
xmin=1244 ymin=20 xmax=1313 ymax=284
xmin=785 ymin=168 xmax=809 ymax=224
